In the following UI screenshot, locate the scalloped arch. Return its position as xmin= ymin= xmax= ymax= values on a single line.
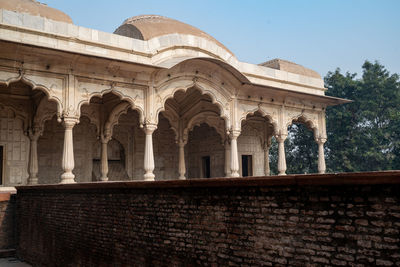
xmin=286 ymin=113 xmax=319 ymax=139
xmin=155 ymin=78 xmax=231 ymax=130
xmin=239 ymin=107 xmax=278 ymax=134
xmin=104 ymin=102 xmax=140 ymax=137
xmin=77 ymin=89 xmax=144 ymax=125
xmin=184 ymin=111 xmax=226 ymax=141
xmin=1 ymin=74 xmax=63 ymax=118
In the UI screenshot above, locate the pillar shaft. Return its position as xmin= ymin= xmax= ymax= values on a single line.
xmin=277 ymin=134 xmax=287 ymax=176
xmin=100 ymin=134 xmax=111 ymax=181
xmin=230 ymin=130 xmax=240 ymax=178
xmin=178 ymin=140 xmax=186 ymax=180
xmin=27 ymin=128 xmax=40 ymax=185
xmin=224 ymin=139 xmax=231 ymax=177
xmin=143 ymin=124 xmax=157 ymax=181
xmin=60 ymin=118 xmax=78 ymax=184
xmin=317 ymin=138 xmax=327 ymax=174
xmin=264 ymin=145 xmax=270 ymax=176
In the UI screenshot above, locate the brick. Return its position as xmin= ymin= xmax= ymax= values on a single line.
xmin=13 ymin=180 xmax=400 ymax=266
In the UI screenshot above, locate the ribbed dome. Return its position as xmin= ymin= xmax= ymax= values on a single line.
xmin=114 ymin=15 xmax=231 ymax=54
xmin=0 ymin=0 xmax=72 ymax=24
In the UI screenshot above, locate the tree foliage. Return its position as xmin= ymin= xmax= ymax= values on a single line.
xmin=270 ymin=61 xmax=400 ymax=174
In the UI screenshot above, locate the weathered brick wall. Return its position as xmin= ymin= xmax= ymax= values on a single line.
xmin=16 ymin=172 xmax=400 ymax=266
xmin=0 ymin=193 xmax=16 ymax=250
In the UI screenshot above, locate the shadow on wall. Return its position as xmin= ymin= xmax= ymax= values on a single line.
xmin=0 ymin=193 xmax=16 ymax=250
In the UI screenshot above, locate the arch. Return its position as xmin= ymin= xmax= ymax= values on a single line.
xmin=149 ymin=34 xmax=235 ymax=63
xmin=1 ymin=73 xmax=63 ymax=119
xmin=159 ymin=110 xmax=179 ymax=142
xmin=155 ymin=78 xmax=231 ymax=130
xmin=286 ymin=113 xmax=319 ymax=139
xmin=76 ymin=88 xmax=145 ymax=124
xmin=33 ymin=97 xmax=58 ymax=132
xmin=104 ymin=102 xmax=136 ymax=137
xmin=155 ymin=57 xmax=249 ymax=85
xmin=184 ymin=111 xmax=226 ymax=142
xmin=239 ymin=106 xmax=278 ymax=135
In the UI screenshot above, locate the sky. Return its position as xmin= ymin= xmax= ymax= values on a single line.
xmin=40 ymin=0 xmax=400 ymax=78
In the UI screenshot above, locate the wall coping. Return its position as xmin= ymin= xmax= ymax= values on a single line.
xmin=15 ymin=171 xmax=400 ymax=192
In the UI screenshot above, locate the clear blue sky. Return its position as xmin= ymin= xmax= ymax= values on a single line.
xmin=40 ymin=0 xmax=400 ymax=77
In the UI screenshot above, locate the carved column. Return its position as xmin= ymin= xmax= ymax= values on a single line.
xmin=276 ymin=134 xmax=287 ymax=176
xmin=143 ymin=123 xmax=157 ymax=181
xmin=60 ymin=117 xmax=78 ymax=184
xmin=100 ymin=133 xmax=111 ymax=181
xmin=264 ymin=143 xmax=270 ymax=176
xmin=317 ymin=138 xmax=327 ymax=174
xmin=178 ymin=139 xmax=186 ymax=180
xmin=27 ymin=127 xmax=42 ymax=185
xmin=224 ymin=139 xmax=231 ymax=177
xmin=229 ymin=130 xmax=241 ymax=177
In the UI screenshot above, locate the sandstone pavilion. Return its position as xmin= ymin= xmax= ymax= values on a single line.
xmin=0 ymin=0 xmax=349 ymax=186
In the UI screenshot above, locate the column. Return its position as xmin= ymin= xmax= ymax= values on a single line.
xmin=276 ymin=134 xmax=287 ymax=176
xmin=100 ymin=134 xmax=111 ymax=181
xmin=224 ymin=139 xmax=231 ymax=177
xmin=229 ymin=130 xmax=240 ymax=177
xmin=60 ymin=117 xmax=78 ymax=184
xmin=264 ymin=143 xmax=270 ymax=176
xmin=143 ymin=123 xmax=157 ymax=181
xmin=27 ymin=127 xmax=41 ymax=185
xmin=178 ymin=139 xmax=186 ymax=180
xmin=317 ymin=138 xmax=327 ymax=174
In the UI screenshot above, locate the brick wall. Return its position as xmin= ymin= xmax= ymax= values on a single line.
xmin=16 ymin=172 xmax=400 ymax=266
xmin=0 ymin=192 xmax=16 ymax=250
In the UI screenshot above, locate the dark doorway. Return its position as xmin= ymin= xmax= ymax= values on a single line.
xmin=0 ymin=146 xmax=3 ymax=185
xmin=242 ymin=155 xmax=253 ymax=177
xmin=202 ymin=156 xmax=211 ymax=178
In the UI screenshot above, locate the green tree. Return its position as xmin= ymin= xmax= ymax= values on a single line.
xmin=270 ymin=61 xmax=400 ymax=174
xmin=325 ymin=61 xmax=400 ymax=172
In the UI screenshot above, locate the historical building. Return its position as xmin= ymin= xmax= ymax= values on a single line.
xmin=0 ymin=0 xmax=348 ymax=186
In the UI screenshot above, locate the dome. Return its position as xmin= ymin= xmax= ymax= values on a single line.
xmin=114 ymin=15 xmax=232 ymax=54
xmin=0 ymin=0 xmax=72 ymax=24
xmin=260 ymin=59 xmax=321 ymax=78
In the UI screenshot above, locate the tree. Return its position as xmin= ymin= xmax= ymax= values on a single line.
xmin=270 ymin=61 xmax=400 ymax=174
xmin=325 ymin=61 xmax=400 ymax=172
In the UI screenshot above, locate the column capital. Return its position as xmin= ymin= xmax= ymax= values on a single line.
xmin=276 ymin=133 xmax=287 ymax=143
xmin=178 ymin=139 xmax=186 ymax=147
xmin=229 ymin=129 xmax=241 ymax=139
xmin=143 ymin=123 xmax=157 ymax=135
xmin=62 ymin=117 xmax=79 ymax=129
xmin=28 ymin=126 xmax=42 ymax=141
xmin=100 ymin=133 xmax=112 ymax=144
xmin=316 ymin=137 xmax=327 ymax=145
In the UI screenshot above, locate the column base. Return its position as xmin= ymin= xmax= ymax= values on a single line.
xmin=144 ymin=172 xmax=155 ymax=181
xmin=231 ymin=172 xmax=240 ymax=178
xmin=100 ymin=177 xmax=109 ymax=182
xmin=178 ymin=176 xmax=186 ymax=180
xmin=278 ymin=172 xmax=287 ymax=176
xmin=27 ymin=177 xmax=38 ymax=185
xmin=60 ymin=172 xmax=76 ymax=184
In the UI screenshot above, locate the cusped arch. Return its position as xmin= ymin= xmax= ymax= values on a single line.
xmin=184 ymin=111 xmax=226 ymax=142
xmin=1 ymin=74 xmax=63 ymax=119
xmin=239 ymin=106 xmax=278 ymax=134
xmin=286 ymin=113 xmax=319 ymax=139
xmin=76 ymin=88 xmax=144 ymax=124
xmin=155 ymin=78 xmax=231 ymax=129
xmin=104 ymin=102 xmax=137 ymax=137
xmin=33 ymin=97 xmax=58 ymax=131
